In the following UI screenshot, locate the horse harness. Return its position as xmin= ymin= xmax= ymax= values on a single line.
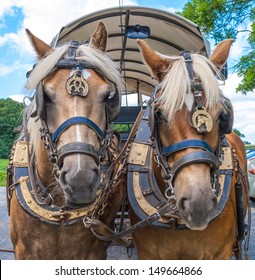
xmin=85 ymin=51 xmax=250 ymax=259
xmin=6 ymin=41 xmax=121 ymax=225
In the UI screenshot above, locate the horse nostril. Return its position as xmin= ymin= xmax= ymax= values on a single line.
xmin=94 ymin=168 xmax=99 ymax=177
xmin=179 ymin=197 xmax=187 ymax=211
xmin=60 ymin=171 xmax=67 ymax=184
xmin=212 ymin=195 xmax=218 ymax=208
xmin=59 ymin=171 xmax=73 ymax=193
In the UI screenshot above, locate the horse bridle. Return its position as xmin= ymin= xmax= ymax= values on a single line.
xmin=151 ymin=51 xmax=223 ymax=199
xmin=29 ymin=41 xmax=118 ymax=178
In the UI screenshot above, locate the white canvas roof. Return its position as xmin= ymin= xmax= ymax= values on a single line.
xmin=51 ymin=6 xmax=210 ymax=97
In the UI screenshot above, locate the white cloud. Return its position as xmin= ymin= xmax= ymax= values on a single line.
xmin=165 ymin=7 xmax=181 ymax=14
xmin=221 ymin=73 xmax=255 ymax=143
xmin=9 ymin=94 xmax=25 ymax=103
xmin=0 ymin=62 xmax=31 ymax=76
xmin=0 ymin=0 xmax=138 ymax=55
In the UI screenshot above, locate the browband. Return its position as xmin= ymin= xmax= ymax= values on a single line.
xmin=52 ymin=116 xmax=106 ymax=142
xmin=162 ymin=139 xmax=213 ymax=157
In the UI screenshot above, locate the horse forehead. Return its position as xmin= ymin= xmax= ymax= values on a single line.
xmin=69 ymin=69 xmax=91 ymax=80
xmin=184 ymin=92 xmax=194 ymax=111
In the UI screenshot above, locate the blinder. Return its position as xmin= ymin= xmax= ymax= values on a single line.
xmin=219 ymin=96 xmax=234 ymax=135
xmin=30 ymin=82 xmax=45 ymax=120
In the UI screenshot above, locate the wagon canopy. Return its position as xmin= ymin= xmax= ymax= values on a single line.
xmin=51 ymin=6 xmax=210 ymax=98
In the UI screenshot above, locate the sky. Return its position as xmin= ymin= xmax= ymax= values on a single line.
xmin=0 ymin=0 xmax=254 ymax=143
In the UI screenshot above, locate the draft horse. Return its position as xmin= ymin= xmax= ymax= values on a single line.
xmin=125 ymin=39 xmax=250 ymax=259
xmin=6 ymin=22 xmax=124 ymax=259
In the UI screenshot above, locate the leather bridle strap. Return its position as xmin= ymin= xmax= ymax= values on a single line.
xmin=52 ymin=116 xmax=105 ymax=142
xmin=55 ymin=58 xmax=118 ymax=87
xmin=172 ymin=150 xmax=219 ymax=176
xmin=84 ymin=202 xmax=175 ymax=246
xmin=162 ymin=139 xmax=213 ymax=157
xmin=58 ymin=142 xmax=100 ymax=165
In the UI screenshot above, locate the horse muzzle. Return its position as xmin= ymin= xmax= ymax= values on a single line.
xmin=59 ymin=155 xmax=100 ymax=205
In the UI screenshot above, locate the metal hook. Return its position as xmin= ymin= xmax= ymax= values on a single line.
xmin=165 ymin=174 xmax=174 ymax=200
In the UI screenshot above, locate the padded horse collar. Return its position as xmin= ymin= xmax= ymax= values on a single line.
xmin=7 ymin=141 xmax=95 ymax=226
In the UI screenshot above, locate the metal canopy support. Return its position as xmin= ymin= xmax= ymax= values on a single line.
xmin=120 ymin=10 xmax=130 ymax=73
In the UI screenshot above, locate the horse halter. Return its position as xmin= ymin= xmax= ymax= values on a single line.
xmin=30 ymin=41 xmax=117 ymax=172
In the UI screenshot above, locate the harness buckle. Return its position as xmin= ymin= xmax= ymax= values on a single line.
xmin=181 ymin=50 xmax=192 ymax=63
xmin=165 ymin=174 xmax=174 ymax=200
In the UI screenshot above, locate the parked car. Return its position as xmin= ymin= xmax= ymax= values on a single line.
xmin=247 ymin=149 xmax=255 ymax=201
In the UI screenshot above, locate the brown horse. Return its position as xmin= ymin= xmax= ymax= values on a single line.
xmin=125 ymin=39 xmax=250 ymax=259
xmin=7 ymin=22 xmax=124 ymax=259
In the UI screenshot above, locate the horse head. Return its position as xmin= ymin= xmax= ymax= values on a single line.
xmin=137 ymin=38 xmax=234 ymax=230
xmin=26 ymin=22 xmax=123 ymax=207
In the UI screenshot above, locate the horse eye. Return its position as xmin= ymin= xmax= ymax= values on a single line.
xmin=108 ymin=91 xmax=115 ymax=99
xmin=43 ymin=91 xmax=52 ymax=103
xmin=103 ymin=91 xmax=114 ymax=102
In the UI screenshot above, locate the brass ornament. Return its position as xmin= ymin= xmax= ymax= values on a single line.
xmin=19 ymin=177 xmax=93 ymax=223
xmin=127 ymin=143 xmax=149 ymax=165
xmin=66 ymin=71 xmax=89 ymax=97
xmin=13 ymin=141 xmax=30 ymax=167
xmin=191 ymin=108 xmax=213 ymax=133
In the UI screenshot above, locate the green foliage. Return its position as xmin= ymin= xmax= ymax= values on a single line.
xmin=0 ymin=159 xmax=8 ymax=186
xmin=180 ymin=0 xmax=255 ymax=94
xmin=233 ymin=128 xmax=245 ymax=138
xmin=0 ymin=98 xmax=24 ymax=158
xmin=111 ymin=123 xmax=133 ymax=132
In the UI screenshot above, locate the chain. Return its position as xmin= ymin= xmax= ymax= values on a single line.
xmin=232 ymin=146 xmax=242 ymax=184
xmin=85 ymin=143 xmax=131 ymax=222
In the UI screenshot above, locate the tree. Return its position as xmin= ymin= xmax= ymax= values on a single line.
xmin=180 ymin=0 xmax=255 ymax=94
xmin=233 ymin=128 xmax=245 ymax=138
xmin=233 ymin=128 xmax=251 ymax=144
xmin=0 ymin=98 xmax=24 ymax=158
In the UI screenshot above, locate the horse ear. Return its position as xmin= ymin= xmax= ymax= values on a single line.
xmin=26 ymin=29 xmax=53 ymax=60
xmin=89 ymin=22 xmax=107 ymax=52
xmin=136 ymin=39 xmax=170 ymax=81
xmin=209 ymin=39 xmax=234 ymax=68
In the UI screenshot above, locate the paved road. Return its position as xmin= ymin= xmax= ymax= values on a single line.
xmin=0 ymin=187 xmax=254 ymax=260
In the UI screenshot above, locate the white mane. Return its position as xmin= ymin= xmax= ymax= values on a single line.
xmin=158 ymin=53 xmax=223 ymax=123
xmin=26 ymin=44 xmax=124 ymax=93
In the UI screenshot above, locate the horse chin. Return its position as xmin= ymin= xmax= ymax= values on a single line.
xmin=182 ymin=218 xmax=209 ymax=231
xmin=64 ymin=189 xmax=98 ymax=208
xmin=59 ymin=159 xmax=101 ymax=207
xmin=66 ymin=197 xmax=96 ymax=209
